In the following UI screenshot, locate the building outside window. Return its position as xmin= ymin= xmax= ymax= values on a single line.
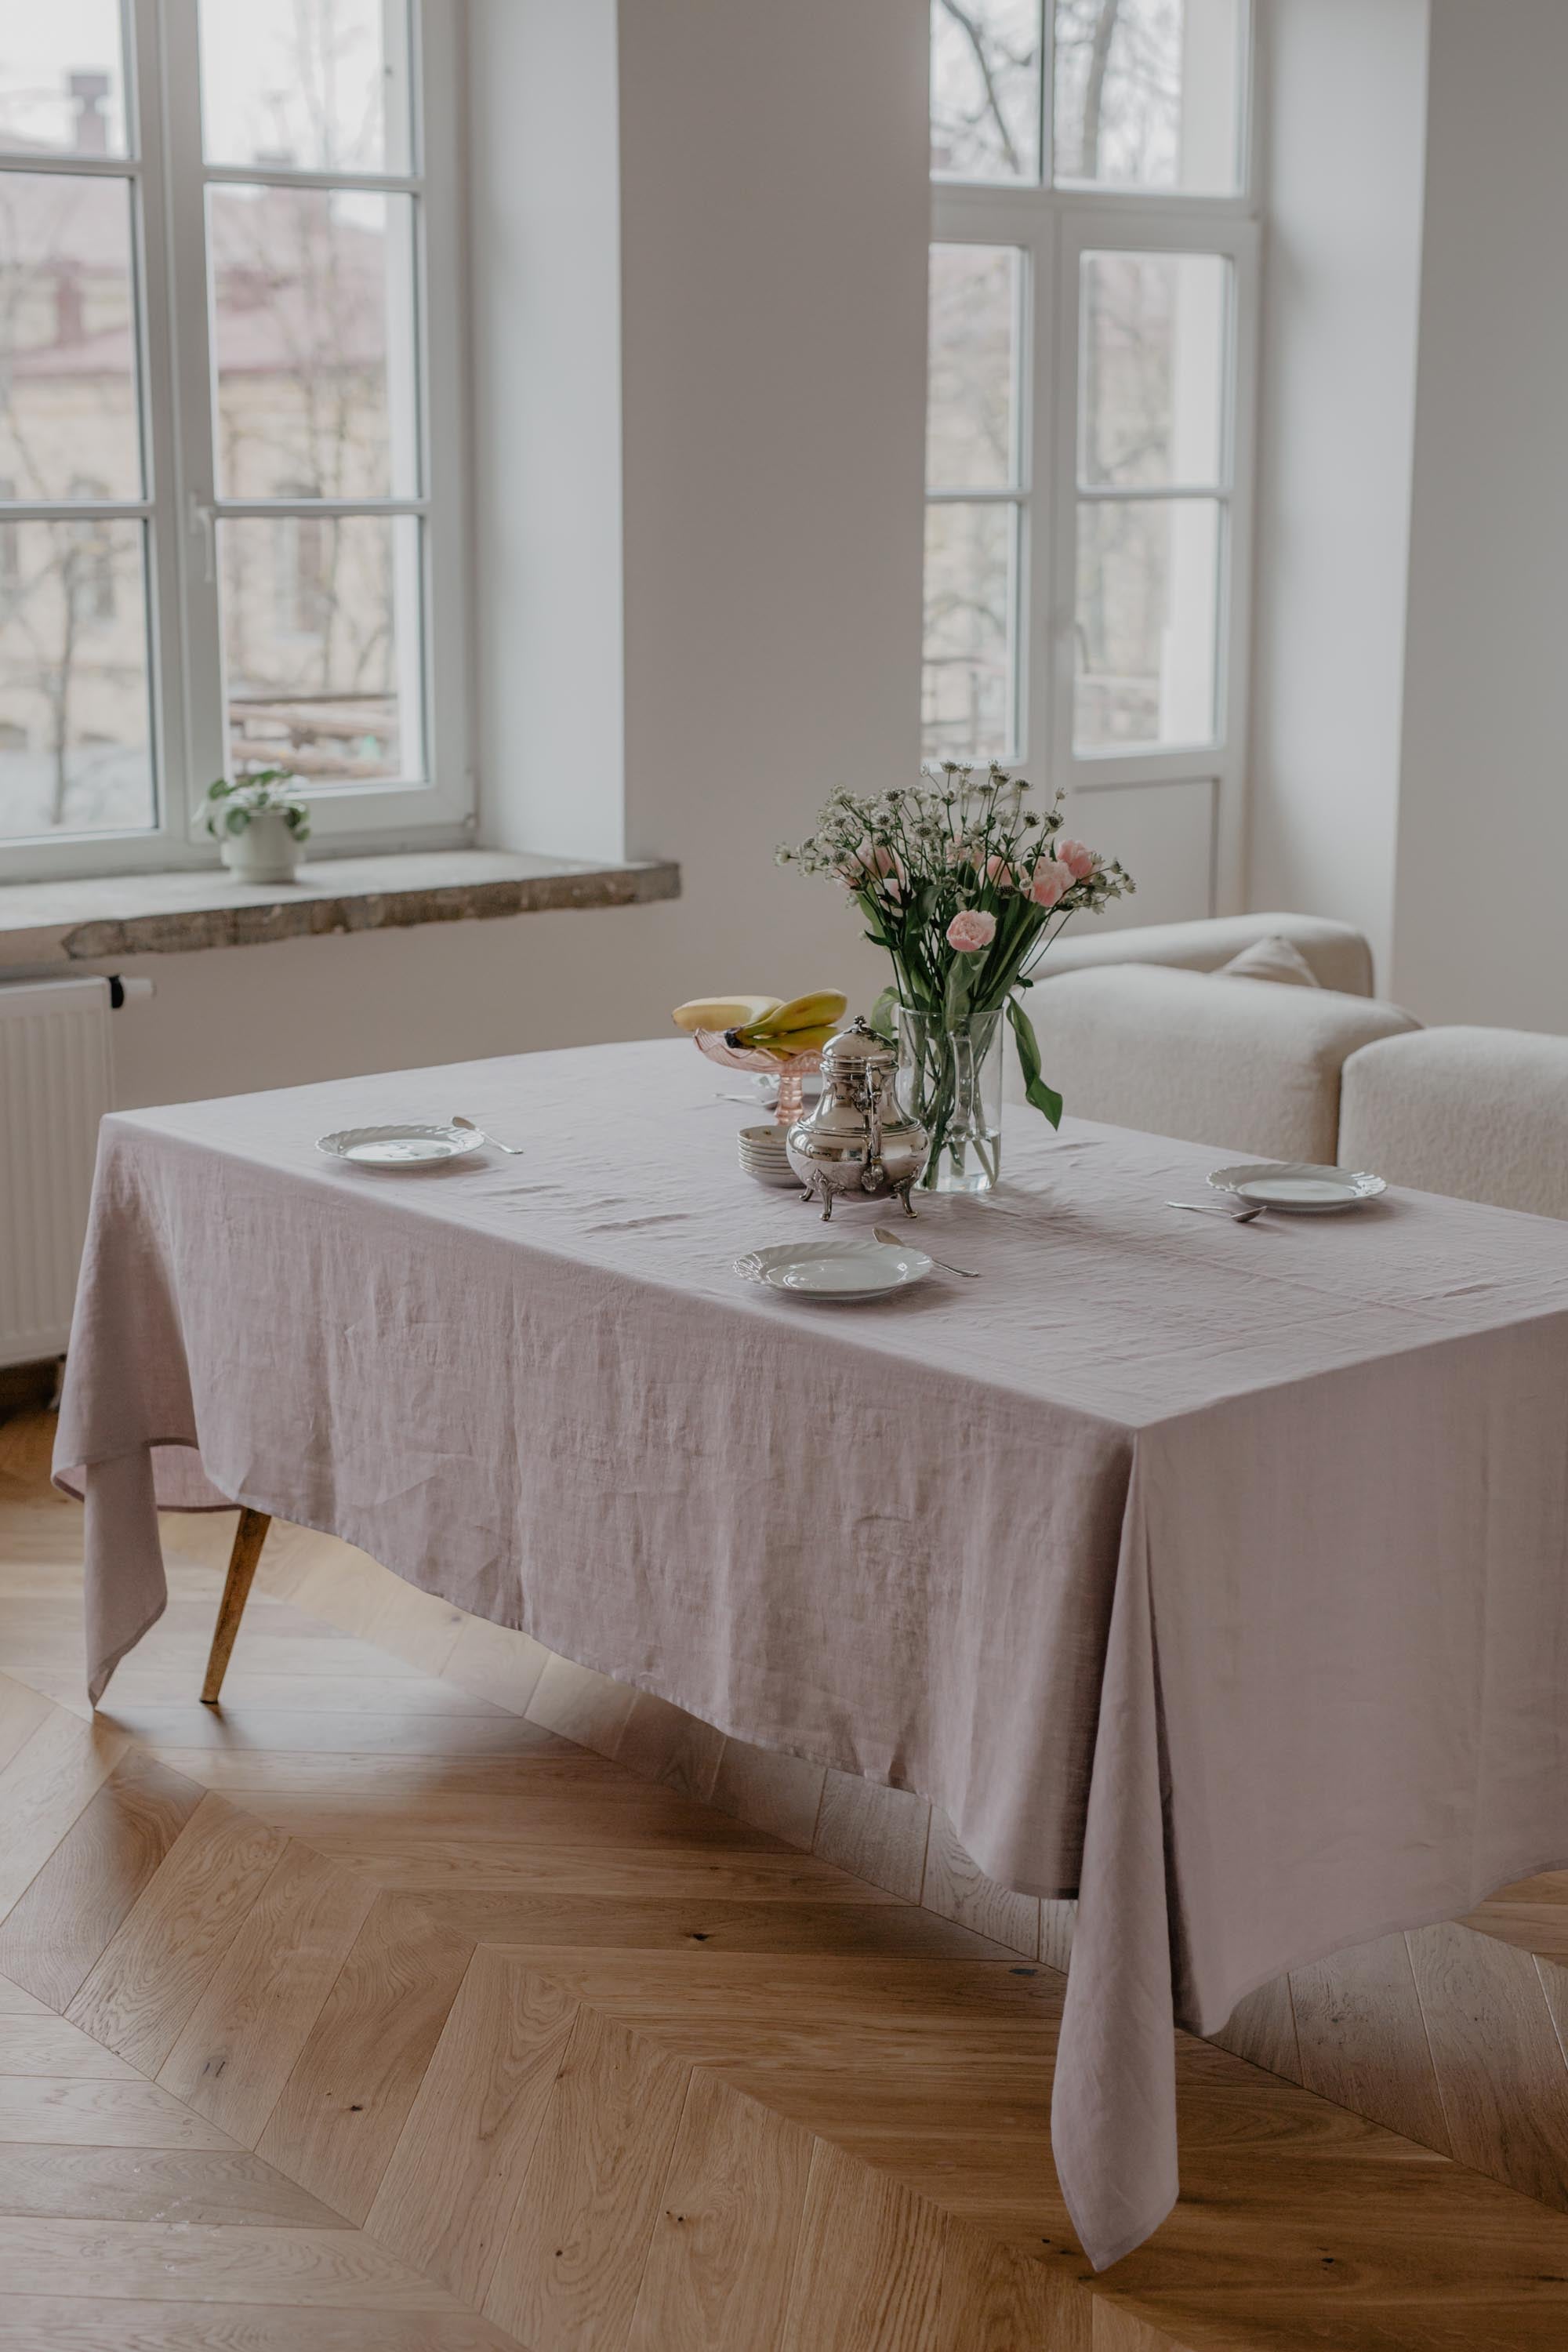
xmin=0 ymin=0 xmax=468 ymax=878
xmin=926 ymin=0 xmax=1259 ymax=920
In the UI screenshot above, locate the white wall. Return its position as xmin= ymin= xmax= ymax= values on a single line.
xmin=1247 ymin=0 xmax=1429 ymax=988
xmin=1390 ymin=0 xmax=1568 ymax=1026
xmin=103 ymin=0 xmax=928 ymax=1112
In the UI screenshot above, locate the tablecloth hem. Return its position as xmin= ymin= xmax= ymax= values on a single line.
xmin=86 ymin=1588 xmax=169 ymax=1709
xmin=1186 ymin=1853 xmax=1568 ymax=2041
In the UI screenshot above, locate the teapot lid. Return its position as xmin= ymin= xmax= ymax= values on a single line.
xmin=821 ymin=1014 xmax=896 ymax=1072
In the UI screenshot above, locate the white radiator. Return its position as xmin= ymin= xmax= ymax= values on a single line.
xmin=0 ymin=978 xmax=114 ymax=1368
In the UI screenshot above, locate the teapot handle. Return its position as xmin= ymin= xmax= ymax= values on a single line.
xmin=862 ymin=1073 xmax=884 ymax=1192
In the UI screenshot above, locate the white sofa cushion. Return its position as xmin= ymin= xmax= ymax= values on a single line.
xmin=1215 ymin=935 xmax=1322 ymax=988
xmin=1339 ymin=1026 xmax=1568 ymax=1218
xmin=1031 ymin=964 xmax=1420 ymax=1161
xmin=1043 ymin=912 xmax=1374 ymax=997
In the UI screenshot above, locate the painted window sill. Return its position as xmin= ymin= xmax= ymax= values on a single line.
xmin=0 ymin=849 xmax=681 ymax=968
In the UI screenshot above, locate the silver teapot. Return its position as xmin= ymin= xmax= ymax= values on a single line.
xmin=785 ymin=1016 xmax=928 ymax=1220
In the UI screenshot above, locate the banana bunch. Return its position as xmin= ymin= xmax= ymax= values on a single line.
xmin=671 ymin=989 xmax=848 ymax=1059
xmin=671 ymin=993 xmax=782 ymax=1034
xmin=726 ymin=989 xmax=847 ymax=1060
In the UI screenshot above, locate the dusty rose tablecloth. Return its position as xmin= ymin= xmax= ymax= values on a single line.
xmin=53 ymin=1039 xmax=1568 ymax=2269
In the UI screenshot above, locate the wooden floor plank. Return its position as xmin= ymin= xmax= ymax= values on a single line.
xmin=0 ymin=2216 xmax=461 ymax=2306
xmin=87 ymin=1704 xmax=561 ymax=1757
xmin=1289 ymin=1931 xmax=1451 ymax=2154
xmin=0 ymin=2013 xmax=143 ymax=2078
xmin=0 ymin=2074 xmax=238 ymax=2147
xmin=256 ymin=1894 xmax=474 ymax=2223
xmin=0 ymin=1675 xmax=51 ymax=1775
xmin=778 ymin=2134 xmax=950 ymax=2352
xmin=920 ymin=1809 xmax=1041 ymax=1959
xmin=0 ymin=1748 xmax=205 ymax=2010
xmin=625 ymin=2069 xmax=813 ymax=2352
xmin=143 ymin=1740 xmax=586 ymax=1794
xmin=0 ymin=2142 xmax=347 ymax=2225
xmin=157 ymin=1838 xmax=380 ymax=2146
xmin=0 ymin=1701 xmax=127 ymax=1922
xmin=66 ymin=1792 xmax=289 ymax=2074
xmin=1406 ymin=1918 xmax=1568 ymax=2208
xmin=0 ymin=2299 xmax=520 ymax=2350
xmin=484 ymin=2007 xmax=692 ymax=2351
xmin=366 ymin=1950 xmax=577 ymax=2308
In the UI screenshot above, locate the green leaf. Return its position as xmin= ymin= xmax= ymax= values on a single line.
xmin=867 ymin=985 xmax=899 ymax=1043
xmin=1007 ymin=994 xmax=1062 ymax=1128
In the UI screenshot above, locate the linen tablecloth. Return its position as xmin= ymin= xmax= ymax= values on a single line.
xmin=53 ymin=1039 xmax=1568 ymax=2269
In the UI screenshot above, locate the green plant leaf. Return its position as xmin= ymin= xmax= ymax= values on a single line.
xmin=1007 ymin=994 xmax=1062 ymax=1128
xmin=867 ymin=985 xmax=899 ymax=1043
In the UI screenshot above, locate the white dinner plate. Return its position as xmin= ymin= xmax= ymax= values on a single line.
xmin=1208 ymin=1160 xmax=1387 ymax=1213
xmin=734 ymin=1237 xmax=933 ymax=1301
xmin=316 ymin=1122 xmax=487 ymax=1169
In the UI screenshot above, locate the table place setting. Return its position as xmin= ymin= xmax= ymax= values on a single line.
xmin=54 ymin=764 xmax=1568 ymax=2281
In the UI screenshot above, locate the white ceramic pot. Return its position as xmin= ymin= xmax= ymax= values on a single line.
xmin=220 ymin=808 xmax=304 ymax=884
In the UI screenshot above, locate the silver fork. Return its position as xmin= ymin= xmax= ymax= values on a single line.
xmin=451 ymin=1114 xmax=525 ymax=1156
xmin=874 ymin=1221 xmax=981 ymax=1277
xmin=1166 ymin=1200 xmax=1263 ymax=1224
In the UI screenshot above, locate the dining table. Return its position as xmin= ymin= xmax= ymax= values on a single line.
xmin=53 ymin=1036 xmax=1568 ymax=2272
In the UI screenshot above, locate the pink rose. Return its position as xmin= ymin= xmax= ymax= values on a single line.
xmin=840 ymin=838 xmax=905 ymax=899
xmin=984 ymin=855 xmax=1017 ymax=891
xmin=1028 ymin=858 xmax=1075 ymax=909
xmin=946 ymin=908 xmax=996 ymax=953
xmin=1056 ymin=838 xmax=1098 ymax=882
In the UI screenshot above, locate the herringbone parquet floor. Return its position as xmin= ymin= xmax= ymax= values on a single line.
xmin=9 ymin=1410 xmax=1568 ymax=2350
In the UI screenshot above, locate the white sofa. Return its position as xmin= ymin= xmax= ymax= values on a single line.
xmin=1025 ymin=918 xmax=1568 ymax=1219
xmin=1044 ymin=910 xmax=1374 ymax=998
xmin=1036 ymin=962 xmax=1419 ymax=1163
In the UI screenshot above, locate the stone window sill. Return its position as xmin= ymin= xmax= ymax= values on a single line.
xmin=0 ymin=849 xmax=681 ymax=969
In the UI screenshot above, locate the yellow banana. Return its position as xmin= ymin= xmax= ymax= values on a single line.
xmin=672 ymin=993 xmax=782 ymax=1035
xmin=728 ymin=989 xmax=848 ymax=1059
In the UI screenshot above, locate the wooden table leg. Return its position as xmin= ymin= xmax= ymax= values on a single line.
xmin=201 ymin=1508 xmax=272 ymax=1704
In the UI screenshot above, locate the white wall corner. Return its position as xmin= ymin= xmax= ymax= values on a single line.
xmin=1245 ymin=0 xmax=1430 ymax=989
xmin=466 ymin=0 xmax=629 ymax=866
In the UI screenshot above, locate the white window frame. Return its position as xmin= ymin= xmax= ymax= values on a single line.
xmin=928 ymin=4 xmax=1260 ymax=916
xmin=2 ymin=0 xmax=470 ymax=884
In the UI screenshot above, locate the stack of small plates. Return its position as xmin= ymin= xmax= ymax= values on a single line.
xmin=737 ymin=1123 xmax=800 ymax=1190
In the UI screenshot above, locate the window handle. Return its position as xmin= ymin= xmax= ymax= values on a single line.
xmin=187 ymin=493 xmax=216 ymax=585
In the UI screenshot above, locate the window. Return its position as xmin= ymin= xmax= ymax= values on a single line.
xmin=926 ymin=0 xmax=1258 ymax=916
xmin=0 ymin=0 xmax=468 ymax=877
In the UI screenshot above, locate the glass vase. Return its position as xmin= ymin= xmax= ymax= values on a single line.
xmin=895 ymin=1007 xmax=1003 ymax=1193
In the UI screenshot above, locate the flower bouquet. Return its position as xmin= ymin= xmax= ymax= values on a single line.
xmin=778 ymin=764 xmax=1133 ymax=1192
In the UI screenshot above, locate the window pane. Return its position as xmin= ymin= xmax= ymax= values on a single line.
xmin=931 ymin=0 xmax=1042 ymax=183
xmin=0 ymin=174 xmax=142 ymax=500
xmin=1053 ymin=0 xmax=1243 ymax=193
xmin=209 ymin=187 xmax=418 ymax=502
xmin=220 ymin=513 xmax=423 ymax=786
xmin=922 ymin=502 xmax=1017 ymax=763
xmin=0 ymin=518 xmax=154 ymax=838
xmin=927 ymin=246 xmax=1021 ymax=492
xmin=198 ymin=0 xmax=412 ymax=174
xmin=1074 ymin=496 xmax=1219 ymax=749
xmin=0 ymin=9 xmax=127 ymax=158
xmin=1079 ymin=252 xmax=1228 ymax=490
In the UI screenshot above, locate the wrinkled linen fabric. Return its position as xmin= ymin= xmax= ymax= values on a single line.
xmin=53 ymin=1039 xmax=1568 ymax=2271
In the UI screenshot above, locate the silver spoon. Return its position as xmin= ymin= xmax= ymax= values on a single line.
xmin=451 ymin=1114 xmax=525 ymax=1156
xmin=874 ymin=1221 xmax=981 ymax=1277
xmin=1167 ymin=1200 xmax=1263 ymax=1224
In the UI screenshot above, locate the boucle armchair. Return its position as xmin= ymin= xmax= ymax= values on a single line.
xmin=1043 ymin=911 xmax=1374 ymax=998
xmin=1338 ymin=1027 xmax=1568 ymax=1218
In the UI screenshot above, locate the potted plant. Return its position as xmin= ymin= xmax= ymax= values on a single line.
xmin=778 ymin=764 xmax=1134 ymax=1192
xmin=202 ymin=771 xmax=311 ymax=883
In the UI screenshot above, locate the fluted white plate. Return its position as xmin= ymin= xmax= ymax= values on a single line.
xmin=1208 ymin=1160 xmax=1386 ymax=1213
xmin=316 ymin=1122 xmax=487 ymax=1168
xmin=734 ymin=1237 xmax=933 ymax=1301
